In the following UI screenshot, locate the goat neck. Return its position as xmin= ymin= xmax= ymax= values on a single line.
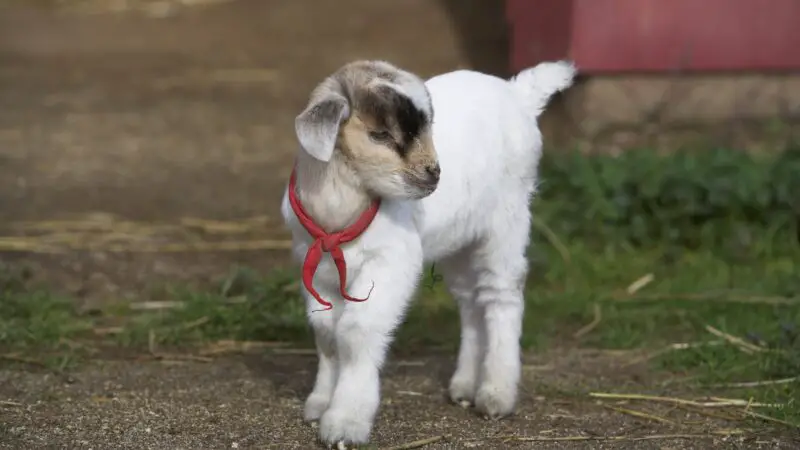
xmin=292 ymin=151 xmax=373 ymax=233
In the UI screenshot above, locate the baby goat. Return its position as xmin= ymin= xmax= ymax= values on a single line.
xmin=280 ymin=59 xmax=576 ymax=447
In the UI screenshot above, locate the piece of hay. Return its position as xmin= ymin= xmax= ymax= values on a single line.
xmin=573 ymin=303 xmax=602 ymax=339
xmin=384 ymin=435 xmax=445 ymax=450
xmin=705 ymin=325 xmax=766 ymax=354
xmin=601 ymin=403 xmax=676 ymax=425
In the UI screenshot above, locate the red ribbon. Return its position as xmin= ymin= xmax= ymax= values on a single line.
xmin=288 ymin=168 xmax=380 ymax=311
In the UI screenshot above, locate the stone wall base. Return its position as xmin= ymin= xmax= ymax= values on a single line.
xmin=541 ymin=73 xmax=800 ymax=153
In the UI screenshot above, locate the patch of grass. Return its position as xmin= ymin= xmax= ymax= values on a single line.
xmin=0 ymin=263 xmax=91 ymax=371
xmin=655 ymin=342 xmax=800 ymax=426
xmin=116 ymin=266 xmax=311 ymax=348
xmin=0 ymin=263 xmax=90 ymax=351
xmin=525 ymin=242 xmax=799 ymax=347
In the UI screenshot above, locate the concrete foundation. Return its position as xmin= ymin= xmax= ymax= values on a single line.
xmin=543 ymin=73 xmax=800 ymax=153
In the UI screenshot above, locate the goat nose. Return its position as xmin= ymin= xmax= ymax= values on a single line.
xmin=426 ymin=164 xmax=441 ymax=181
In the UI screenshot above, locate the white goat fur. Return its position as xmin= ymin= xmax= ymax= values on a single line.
xmin=281 ymin=59 xmax=576 ymax=446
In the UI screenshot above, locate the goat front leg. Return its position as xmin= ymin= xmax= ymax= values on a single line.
xmin=438 ymin=254 xmax=484 ymax=407
xmin=304 ymin=288 xmax=338 ymax=422
xmin=317 ymin=254 xmax=422 ymax=447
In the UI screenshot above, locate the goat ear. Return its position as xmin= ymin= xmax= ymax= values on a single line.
xmin=294 ymin=94 xmax=350 ymax=162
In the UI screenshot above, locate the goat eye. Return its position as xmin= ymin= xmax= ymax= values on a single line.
xmin=368 ymin=130 xmax=392 ymax=143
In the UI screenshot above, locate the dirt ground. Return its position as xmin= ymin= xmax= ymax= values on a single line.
xmin=0 ymin=2 xmax=798 ymax=449
xmin=5 ymin=349 xmax=793 ymax=450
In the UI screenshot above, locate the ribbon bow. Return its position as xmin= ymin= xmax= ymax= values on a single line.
xmin=288 ymin=169 xmax=380 ymax=311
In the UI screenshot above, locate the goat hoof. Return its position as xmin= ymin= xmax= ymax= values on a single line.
xmin=475 ymin=384 xmax=516 ymax=420
xmin=318 ymin=408 xmax=371 ymax=448
xmin=327 ymin=440 xmax=360 ymax=450
xmin=304 ymin=394 xmax=330 ymax=422
xmin=448 ymin=377 xmax=477 ymax=407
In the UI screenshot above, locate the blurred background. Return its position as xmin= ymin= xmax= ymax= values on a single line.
xmin=1 ymin=1 xmax=798 ymax=448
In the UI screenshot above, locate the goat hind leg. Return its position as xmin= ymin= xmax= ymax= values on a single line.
xmin=473 ymin=222 xmax=529 ymax=419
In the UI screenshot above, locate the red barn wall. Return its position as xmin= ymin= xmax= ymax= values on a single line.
xmin=508 ymin=0 xmax=800 ymax=74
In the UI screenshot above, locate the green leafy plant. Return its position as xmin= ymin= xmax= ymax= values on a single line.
xmin=536 ymin=144 xmax=800 ymax=248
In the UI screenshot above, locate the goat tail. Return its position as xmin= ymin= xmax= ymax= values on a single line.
xmin=510 ymin=60 xmax=577 ymax=117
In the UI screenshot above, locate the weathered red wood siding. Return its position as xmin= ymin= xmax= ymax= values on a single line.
xmin=507 ymin=0 xmax=800 ymax=74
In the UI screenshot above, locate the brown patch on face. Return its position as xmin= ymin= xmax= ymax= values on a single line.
xmin=339 ymin=114 xmax=406 ymax=172
xmin=338 ymin=112 xmax=439 ymax=197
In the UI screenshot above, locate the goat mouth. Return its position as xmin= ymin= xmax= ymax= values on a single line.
xmin=408 ymin=181 xmax=438 ymax=198
xmin=401 ymin=172 xmax=439 ymax=198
